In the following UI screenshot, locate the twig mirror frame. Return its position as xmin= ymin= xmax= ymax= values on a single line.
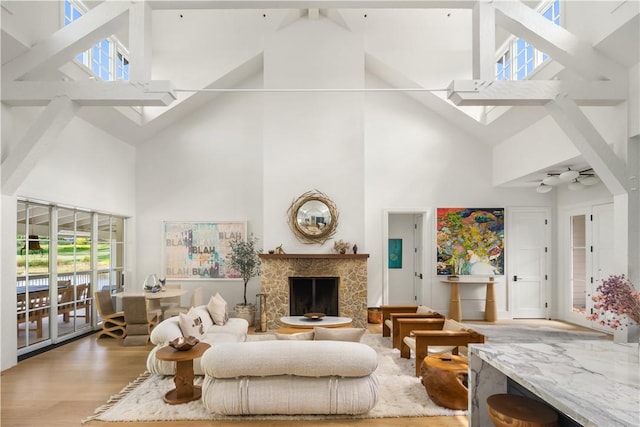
xmin=288 ymin=190 xmax=339 ymax=244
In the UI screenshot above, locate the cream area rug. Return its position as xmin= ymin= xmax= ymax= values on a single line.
xmin=82 ymin=333 xmax=464 ymax=423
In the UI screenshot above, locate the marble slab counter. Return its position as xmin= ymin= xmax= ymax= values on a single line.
xmin=469 ymin=341 xmax=639 ymax=427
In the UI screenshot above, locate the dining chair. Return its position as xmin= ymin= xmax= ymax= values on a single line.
xmin=94 ymin=290 xmax=126 ymax=339
xmin=163 ymin=287 xmax=204 ymax=319
xmin=122 ymin=295 xmax=160 ymax=346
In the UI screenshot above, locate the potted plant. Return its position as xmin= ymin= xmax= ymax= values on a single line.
xmin=227 ymin=234 xmax=261 ymax=326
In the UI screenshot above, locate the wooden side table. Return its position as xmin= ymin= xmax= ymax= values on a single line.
xmin=155 ymin=342 xmax=210 ymax=404
xmin=420 ymin=354 xmax=469 ymax=410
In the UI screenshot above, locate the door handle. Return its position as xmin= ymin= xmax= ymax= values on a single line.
xmin=513 ymin=275 xmax=519 ymax=281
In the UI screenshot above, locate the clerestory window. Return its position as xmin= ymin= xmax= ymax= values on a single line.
xmin=496 ymin=0 xmax=561 ymax=81
xmin=63 ymin=0 xmax=129 ymax=81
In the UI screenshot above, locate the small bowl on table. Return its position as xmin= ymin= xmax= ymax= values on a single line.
xmin=169 ymin=336 xmax=199 ymax=351
xmin=303 ymin=312 xmax=326 ymax=321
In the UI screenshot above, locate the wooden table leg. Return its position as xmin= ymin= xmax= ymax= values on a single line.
xmin=164 ymin=359 xmax=201 ymax=404
xmin=449 ymin=282 xmax=461 ymax=321
xmin=484 ymin=281 xmax=497 ymax=322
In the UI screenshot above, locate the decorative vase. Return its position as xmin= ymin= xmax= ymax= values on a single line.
xmin=234 ymin=303 xmax=256 ymax=328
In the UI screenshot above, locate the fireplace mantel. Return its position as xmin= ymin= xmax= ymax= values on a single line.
xmin=259 ymin=253 xmax=369 ymax=260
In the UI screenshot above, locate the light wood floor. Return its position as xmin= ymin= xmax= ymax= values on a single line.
xmin=6 ymin=318 xmax=599 ymax=427
xmin=1 ymin=322 xmax=468 ymax=427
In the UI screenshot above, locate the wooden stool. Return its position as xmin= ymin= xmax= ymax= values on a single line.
xmin=420 ymin=354 xmax=468 ymax=410
xmin=487 ymin=394 xmax=558 ymax=427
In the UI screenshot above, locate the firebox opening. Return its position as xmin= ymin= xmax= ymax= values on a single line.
xmin=289 ymin=277 xmax=339 ymax=316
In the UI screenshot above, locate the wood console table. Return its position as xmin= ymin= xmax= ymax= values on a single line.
xmin=440 ymin=279 xmax=497 ymax=322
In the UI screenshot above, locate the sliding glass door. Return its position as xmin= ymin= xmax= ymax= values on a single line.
xmin=17 ymin=200 xmax=128 ymax=355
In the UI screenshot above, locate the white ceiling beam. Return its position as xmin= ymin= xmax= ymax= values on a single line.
xmin=545 ymin=96 xmax=628 ymax=195
xmin=472 ymin=0 xmax=495 ymax=81
xmin=448 ymin=80 xmax=627 ymax=106
xmin=492 ymin=1 xmax=626 ymax=82
xmin=2 ymin=1 xmax=130 ymax=82
xmin=365 ymin=52 xmax=494 ymax=144
xmin=129 ymin=2 xmax=153 ymax=81
xmin=146 ymin=1 xmax=476 ymax=9
xmin=1 ymin=81 xmax=177 ymax=107
xmin=1 ymin=96 xmax=79 ymax=195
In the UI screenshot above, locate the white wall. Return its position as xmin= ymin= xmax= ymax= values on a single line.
xmin=262 ymin=16 xmax=365 ymax=254
xmin=134 ymin=82 xmax=264 ymax=309
xmin=363 ymin=73 xmax=552 ymax=314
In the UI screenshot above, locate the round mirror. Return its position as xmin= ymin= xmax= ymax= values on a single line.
xmin=288 ymin=191 xmax=338 ymax=244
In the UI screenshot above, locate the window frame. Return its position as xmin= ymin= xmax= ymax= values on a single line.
xmin=62 ymin=0 xmax=130 ymax=82
xmin=495 ymin=0 xmax=562 ymax=81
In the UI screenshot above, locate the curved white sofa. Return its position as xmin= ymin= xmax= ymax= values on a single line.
xmin=146 ymin=310 xmax=248 ymax=375
xmin=200 ymin=340 xmax=379 ymax=415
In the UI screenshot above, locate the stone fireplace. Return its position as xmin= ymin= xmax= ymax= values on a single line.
xmin=259 ymin=253 xmax=369 ymax=329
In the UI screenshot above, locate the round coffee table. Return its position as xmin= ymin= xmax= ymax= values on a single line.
xmin=155 ymin=342 xmax=210 ymax=404
xmin=279 ymin=316 xmax=352 ymax=329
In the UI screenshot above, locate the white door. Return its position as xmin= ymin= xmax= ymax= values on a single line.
xmin=509 ymin=208 xmax=550 ymax=318
xmin=564 ymin=203 xmax=615 ymax=328
xmin=592 ymin=204 xmax=616 ymax=286
xmin=388 ymin=214 xmax=416 ymax=305
xmin=413 ymin=214 xmax=424 ymax=304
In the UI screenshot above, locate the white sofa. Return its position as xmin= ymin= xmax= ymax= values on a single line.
xmin=200 ymin=340 xmax=380 ymax=415
xmin=145 ymin=308 xmax=249 ymax=375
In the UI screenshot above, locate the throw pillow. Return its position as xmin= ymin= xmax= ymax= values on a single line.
xmin=442 ymin=318 xmax=466 ymax=331
xmin=188 ymin=305 xmax=213 ymax=331
xmin=416 ymin=305 xmax=435 ymax=314
xmin=313 ymin=327 xmax=366 ymax=342
xmin=275 ymin=331 xmax=315 ymax=340
xmin=178 ymin=312 xmax=206 ymax=340
xmin=207 ymin=293 xmax=228 ymax=325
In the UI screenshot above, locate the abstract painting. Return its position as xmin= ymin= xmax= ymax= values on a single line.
xmin=388 ymin=238 xmax=403 ymax=269
xmin=436 ymin=208 xmax=504 ymax=276
xmin=163 ymin=221 xmax=246 ymax=280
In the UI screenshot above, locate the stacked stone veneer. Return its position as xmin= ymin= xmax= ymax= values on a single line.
xmin=259 ymin=254 xmax=369 ymax=330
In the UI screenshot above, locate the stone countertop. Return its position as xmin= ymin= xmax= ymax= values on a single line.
xmin=469 ymin=341 xmax=639 ymax=426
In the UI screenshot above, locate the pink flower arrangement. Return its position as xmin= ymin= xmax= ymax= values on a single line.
xmin=587 ymin=274 xmax=640 ymax=329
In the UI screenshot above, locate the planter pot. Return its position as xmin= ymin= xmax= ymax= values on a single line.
xmin=234 ymin=303 xmax=256 ymax=327
xmin=367 ymin=307 xmax=382 ymax=324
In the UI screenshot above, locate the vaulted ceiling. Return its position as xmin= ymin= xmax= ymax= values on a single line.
xmin=1 ymin=1 xmax=638 ymax=191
